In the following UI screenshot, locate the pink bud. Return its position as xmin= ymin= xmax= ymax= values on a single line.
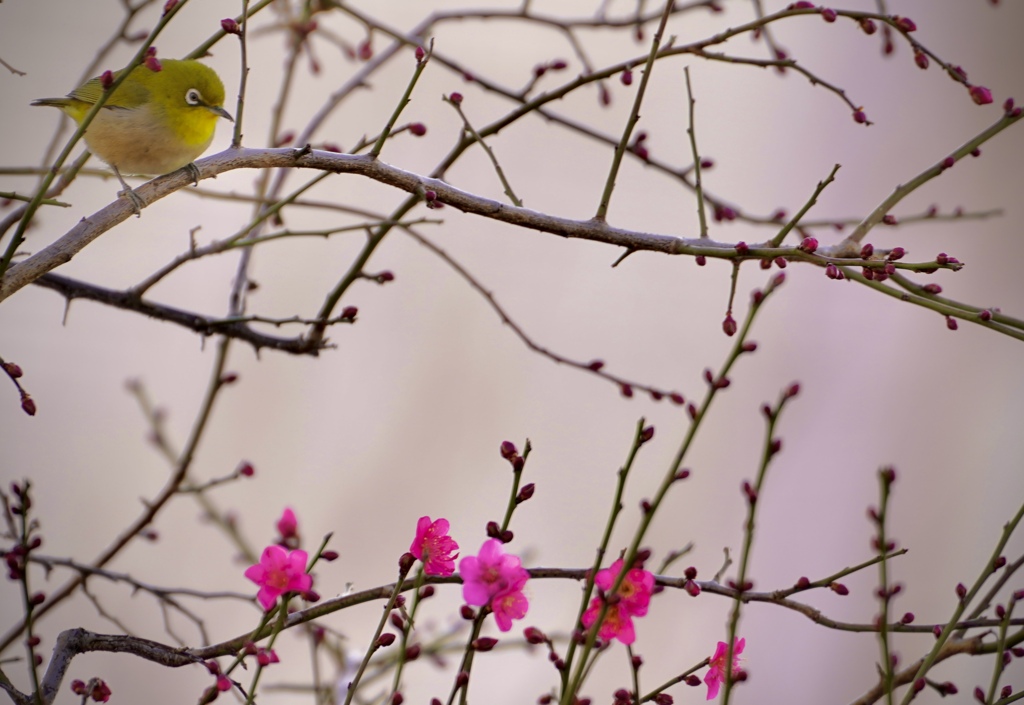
xmin=415 ymin=46 xmax=425 ymax=62
xmin=221 ymin=18 xmax=241 ymax=35
xmin=449 ymin=92 xmax=463 ymax=106
xmin=914 ymin=51 xmax=929 ymax=70
xmin=358 ymin=39 xmax=373 ymax=61
xmin=821 ymin=8 xmax=836 ymax=22
xmin=969 ymin=85 xmax=994 ymax=105
xmin=472 ymin=637 xmax=498 ymax=652
xmin=722 ymin=314 xmax=737 ymax=337
xmin=894 ymin=16 xmax=916 ymax=32
xmin=621 ymin=69 xmax=633 ymax=86
xmin=946 ymin=316 xmax=958 ymax=331
xmin=145 ymin=55 xmax=163 ymax=72
xmin=859 ymin=18 xmax=877 ymax=34
xmin=798 ymin=237 xmax=818 ymax=253
xmin=408 ymin=123 xmax=427 ymax=136
xmin=853 ymin=109 xmax=868 ymax=124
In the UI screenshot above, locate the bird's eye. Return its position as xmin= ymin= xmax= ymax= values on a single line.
xmin=185 ymin=88 xmax=203 ymax=106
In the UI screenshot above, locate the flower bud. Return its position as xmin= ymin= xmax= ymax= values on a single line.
xmin=472 ymin=637 xmax=498 ymax=651
xmin=221 ymin=18 xmax=241 ymax=34
xmin=798 ymin=237 xmax=818 ymax=253
xmin=894 ymin=16 xmax=916 ymax=32
xmin=516 ymin=483 xmax=536 ymax=503
xmin=408 ymin=123 xmax=427 ymax=136
xmin=524 ymin=627 xmax=547 ymax=644
xmin=969 ymin=85 xmax=994 ymax=105
xmin=449 ymin=92 xmax=463 ymax=106
xmin=722 ymin=315 xmax=737 ymax=337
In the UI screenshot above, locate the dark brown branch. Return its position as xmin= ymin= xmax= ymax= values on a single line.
xmin=32 ymin=273 xmax=331 ymax=355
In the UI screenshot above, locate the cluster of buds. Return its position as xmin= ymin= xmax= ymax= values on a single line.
xmin=70 ymin=679 xmax=112 ymax=703
xmin=533 ymin=59 xmax=568 ymax=79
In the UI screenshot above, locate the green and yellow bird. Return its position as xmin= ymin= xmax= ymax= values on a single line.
xmin=33 ymin=59 xmax=232 ymax=212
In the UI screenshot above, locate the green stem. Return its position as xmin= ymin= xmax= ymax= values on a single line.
xmin=594 ymin=0 xmax=674 ymax=221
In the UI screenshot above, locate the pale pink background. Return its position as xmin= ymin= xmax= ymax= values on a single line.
xmin=1 ymin=1 xmax=1022 ymax=703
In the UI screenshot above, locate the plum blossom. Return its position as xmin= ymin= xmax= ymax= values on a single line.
xmin=459 ymin=539 xmax=530 ymax=631
xmin=581 ymin=558 xmax=654 ymax=645
xmin=409 ymin=516 xmax=460 ymax=576
xmin=244 ymin=545 xmax=312 ymax=611
xmin=704 ymin=637 xmax=745 ymax=700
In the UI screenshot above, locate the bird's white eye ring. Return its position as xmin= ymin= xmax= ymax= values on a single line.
xmin=185 ymin=88 xmax=203 ymax=106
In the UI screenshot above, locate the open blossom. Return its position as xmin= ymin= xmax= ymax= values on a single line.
xmin=704 ymin=637 xmax=745 ymax=700
xmin=459 ymin=539 xmax=530 ymax=631
xmin=581 ymin=558 xmax=654 ymax=645
xmin=582 ymin=600 xmax=638 ymax=644
xmin=410 ymin=516 xmax=460 ymax=576
xmin=244 ymin=545 xmax=312 ymax=611
xmin=491 ymin=584 xmax=530 ymax=631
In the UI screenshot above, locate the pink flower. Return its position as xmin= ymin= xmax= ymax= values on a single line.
xmin=459 ymin=539 xmax=530 ymax=630
xmin=244 ymin=545 xmax=312 ymax=611
xmin=582 ymin=599 xmax=637 ymax=644
xmin=277 ymin=507 xmax=299 ymax=542
xmin=595 ymin=559 xmax=654 ymax=615
xmin=491 ymin=585 xmax=530 ymax=632
xmin=410 ymin=516 xmax=460 ymax=576
xmin=581 ymin=558 xmax=655 ymax=644
xmin=704 ymin=637 xmax=745 ymax=700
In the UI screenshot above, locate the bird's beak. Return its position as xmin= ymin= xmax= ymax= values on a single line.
xmin=209 ymin=105 xmax=234 ymax=122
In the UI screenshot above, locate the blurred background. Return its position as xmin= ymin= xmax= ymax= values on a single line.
xmin=1 ymin=1 xmax=1022 ymax=703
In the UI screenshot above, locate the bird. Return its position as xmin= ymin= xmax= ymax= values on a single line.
xmin=32 ymin=58 xmax=232 ymax=213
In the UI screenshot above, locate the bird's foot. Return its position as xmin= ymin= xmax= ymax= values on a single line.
xmin=118 ymin=187 xmax=144 ymax=217
xmin=185 ymin=162 xmax=201 ymax=186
